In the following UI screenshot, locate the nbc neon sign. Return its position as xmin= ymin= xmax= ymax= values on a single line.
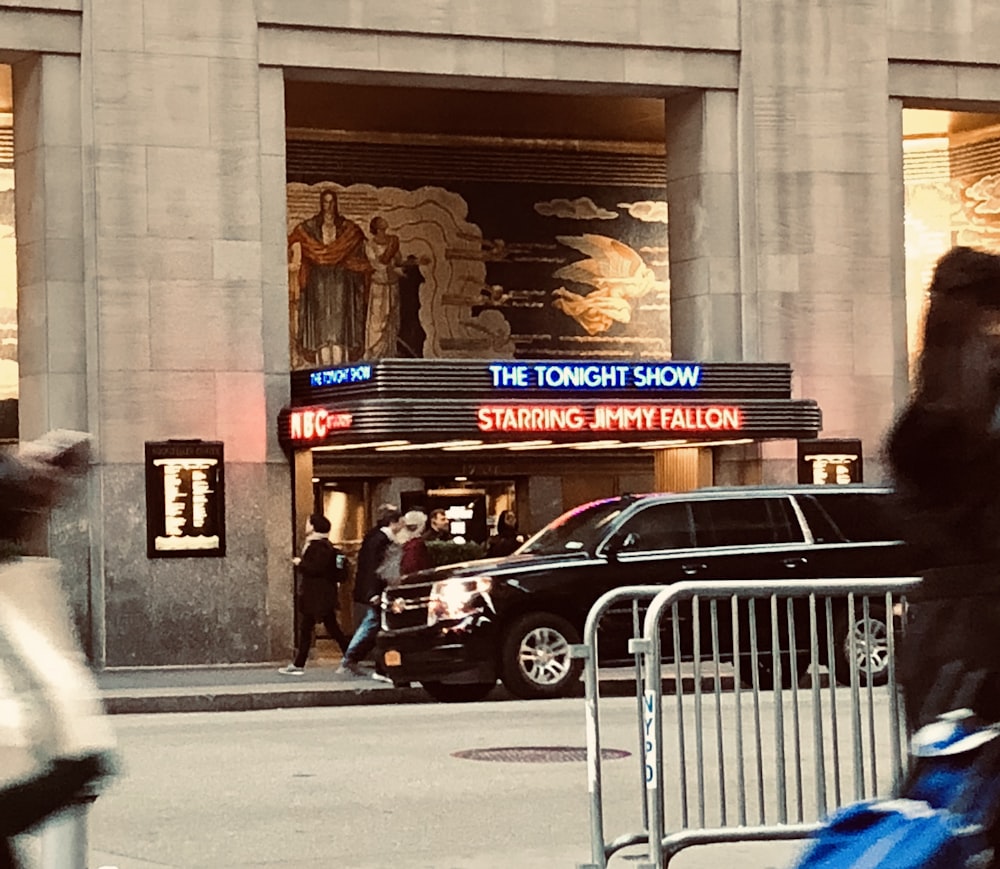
xmin=289 ymin=408 xmax=353 ymax=441
xmin=476 ymin=405 xmax=743 ymax=433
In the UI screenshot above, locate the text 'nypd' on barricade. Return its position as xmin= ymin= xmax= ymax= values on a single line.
xmin=574 ymin=576 xmax=921 ymax=868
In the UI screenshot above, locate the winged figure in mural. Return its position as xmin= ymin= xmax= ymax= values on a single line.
xmin=550 ymin=234 xmax=667 ymax=336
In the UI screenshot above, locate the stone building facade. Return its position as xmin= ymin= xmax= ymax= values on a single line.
xmin=0 ymin=0 xmax=992 ymax=667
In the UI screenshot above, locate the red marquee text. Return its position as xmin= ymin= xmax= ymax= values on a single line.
xmin=476 ymin=405 xmax=743 ymax=433
xmin=289 ymin=408 xmax=353 ymax=441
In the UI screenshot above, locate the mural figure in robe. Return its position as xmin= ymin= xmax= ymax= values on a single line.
xmin=288 ymin=189 xmax=371 ymax=365
xmin=364 ymin=216 xmax=403 ymax=358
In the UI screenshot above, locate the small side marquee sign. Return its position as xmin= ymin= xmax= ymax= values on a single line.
xmin=145 ymin=440 xmax=226 ymax=558
xmin=797 ymin=438 xmax=863 ymax=485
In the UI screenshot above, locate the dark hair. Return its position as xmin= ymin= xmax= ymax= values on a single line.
xmin=375 ymin=503 xmax=401 ymax=526
xmin=429 ymin=508 xmax=447 ymax=521
xmin=309 ymin=513 xmax=331 ymax=535
xmin=886 ymin=245 xmax=1000 ymax=557
xmin=496 ymin=510 xmax=517 ymax=537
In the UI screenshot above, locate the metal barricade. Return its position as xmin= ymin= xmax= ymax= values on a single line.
xmin=577 ymin=576 xmax=920 ymax=868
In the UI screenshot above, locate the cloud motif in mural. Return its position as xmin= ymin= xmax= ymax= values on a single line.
xmin=967 ymin=174 xmax=1000 ymax=215
xmin=617 ymin=200 xmax=669 ymax=223
xmin=534 ymin=197 xmax=618 ymax=220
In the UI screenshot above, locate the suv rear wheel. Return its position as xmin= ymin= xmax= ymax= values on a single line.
xmin=500 ymin=612 xmax=583 ymax=700
xmin=833 ymin=604 xmax=890 ymax=686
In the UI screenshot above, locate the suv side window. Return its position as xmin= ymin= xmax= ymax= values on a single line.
xmin=617 ymin=502 xmax=695 ymax=552
xmin=691 ymin=497 xmax=804 ymax=547
xmin=808 ymin=492 xmax=900 ymax=543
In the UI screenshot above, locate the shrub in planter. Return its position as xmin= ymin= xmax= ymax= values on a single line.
xmin=425 ymin=540 xmax=488 ymax=568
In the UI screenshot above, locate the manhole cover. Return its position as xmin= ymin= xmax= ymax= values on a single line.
xmin=451 ymin=746 xmax=631 ymax=763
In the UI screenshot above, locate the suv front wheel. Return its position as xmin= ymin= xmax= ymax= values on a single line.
xmin=500 ymin=612 xmax=583 ymax=700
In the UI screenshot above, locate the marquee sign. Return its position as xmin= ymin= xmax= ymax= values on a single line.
xmin=280 ymin=358 xmax=822 ymax=448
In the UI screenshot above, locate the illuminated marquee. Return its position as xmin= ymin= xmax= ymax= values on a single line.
xmin=289 ymin=408 xmax=353 ymax=441
xmin=309 ymin=364 xmax=373 ymax=388
xmin=487 ymin=362 xmax=701 ymax=390
xmin=476 ymin=405 xmax=743 ymax=433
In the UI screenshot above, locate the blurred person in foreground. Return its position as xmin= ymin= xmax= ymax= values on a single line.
xmin=886 ymin=245 xmax=1000 ymax=729
xmin=0 ymin=430 xmax=114 ymax=869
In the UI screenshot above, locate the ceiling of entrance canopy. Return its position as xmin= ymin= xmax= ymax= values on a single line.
xmin=284 ymin=81 xmax=668 ymax=144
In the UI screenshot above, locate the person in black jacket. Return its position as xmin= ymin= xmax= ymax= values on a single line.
xmin=279 ymin=514 xmax=351 ymax=675
xmin=886 ymin=246 xmax=1000 ymax=729
xmin=338 ymin=504 xmax=403 ymax=677
xmin=486 ymin=510 xmax=523 ymax=558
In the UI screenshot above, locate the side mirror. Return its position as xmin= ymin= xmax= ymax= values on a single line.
xmin=605 ymin=531 xmax=638 ymax=560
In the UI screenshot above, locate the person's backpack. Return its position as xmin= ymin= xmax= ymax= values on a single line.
xmin=793 ymin=666 xmax=1000 ymax=869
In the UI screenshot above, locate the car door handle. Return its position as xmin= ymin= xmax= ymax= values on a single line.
xmin=782 ymin=557 xmax=807 ymax=569
xmin=681 ymin=563 xmax=707 ymax=575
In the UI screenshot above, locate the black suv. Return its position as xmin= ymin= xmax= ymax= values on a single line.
xmin=375 ymin=486 xmax=916 ymax=702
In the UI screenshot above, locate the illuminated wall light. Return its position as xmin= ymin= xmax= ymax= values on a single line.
xmin=509 ymin=440 xmax=600 ymax=451
xmin=570 ymin=440 xmax=625 ymax=450
xmin=376 ymin=439 xmax=484 ymax=452
xmin=638 ymin=438 xmax=754 ymax=450
xmin=443 ymin=439 xmax=553 ymax=451
xmin=634 ymin=440 xmax=687 ymax=449
xmin=312 ymin=440 xmax=409 ymax=452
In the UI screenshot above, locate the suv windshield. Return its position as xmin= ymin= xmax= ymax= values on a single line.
xmin=519 ymin=498 xmax=628 ymax=556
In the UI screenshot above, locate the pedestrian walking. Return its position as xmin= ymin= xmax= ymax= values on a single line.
xmin=337 ymin=504 xmax=403 ymax=677
xmin=279 ymin=513 xmax=351 ymax=675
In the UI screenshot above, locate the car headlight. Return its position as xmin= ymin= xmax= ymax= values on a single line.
xmin=427 ymin=576 xmax=493 ymax=626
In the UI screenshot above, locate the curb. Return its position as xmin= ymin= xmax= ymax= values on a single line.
xmin=101 ymin=684 xmax=432 ymax=714
xmin=98 ymin=672 xmax=743 ymax=715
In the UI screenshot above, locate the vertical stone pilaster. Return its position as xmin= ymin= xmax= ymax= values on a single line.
xmin=666 ymin=90 xmax=741 ymax=361
xmin=79 ymin=0 xmax=283 ymax=666
xmin=11 ymin=52 xmax=93 ymax=649
xmin=740 ymin=0 xmax=897 ymax=482
xmin=11 ymin=53 xmax=86 ymax=438
xmin=259 ymin=63 xmax=294 ymax=662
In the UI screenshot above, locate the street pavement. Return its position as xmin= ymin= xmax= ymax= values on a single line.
xmin=80 ymin=656 xmax=884 ymax=868
xmin=77 ymin=698 xmax=809 ymax=869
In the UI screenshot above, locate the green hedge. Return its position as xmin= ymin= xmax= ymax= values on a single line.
xmin=425 ymin=540 xmax=488 ymax=567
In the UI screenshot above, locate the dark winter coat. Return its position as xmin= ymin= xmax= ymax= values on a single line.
xmin=401 ymin=537 xmax=432 ymax=576
xmin=297 ymin=538 xmax=346 ymax=616
xmin=885 ymin=247 xmax=1000 ymax=727
xmin=354 ymin=525 xmax=393 ymax=604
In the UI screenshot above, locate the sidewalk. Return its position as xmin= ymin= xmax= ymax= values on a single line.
xmin=95 ymin=653 xmax=735 ymax=714
xmin=95 ymin=659 xmax=431 ymax=714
